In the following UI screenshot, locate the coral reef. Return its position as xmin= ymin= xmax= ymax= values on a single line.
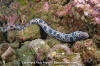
xmin=74 ymin=0 xmax=100 ymax=24
xmin=16 ymin=41 xmax=35 ymax=66
xmin=93 ymin=35 xmax=100 ymax=48
xmin=29 ymin=39 xmax=50 ymax=61
xmin=0 ymin=0 xmax=100 ymax=66
xmin=94 ymin=50 xmax=100 ymax=64
xmin=48 ymin=44 xmax=83 ymax=66
xmin=45 ymin=38 xmax=61 ymax=48
xmin=73 ymin=39 xmax=98 ymax=65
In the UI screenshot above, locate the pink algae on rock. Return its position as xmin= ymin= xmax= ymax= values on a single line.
xmin=43 ymin=2 xmax=49 ymax=12
xmin=73 ymin=39 xmax=97 ymax=63
xmin=74 ymin=0 xmax=100 ymax=24
xmin=56 ymin=2 xmax=73 ymax=17
xmin=5 ymin=14 xmax=17 ymax=25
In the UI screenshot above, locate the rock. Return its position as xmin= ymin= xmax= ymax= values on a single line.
xmin=95 ymin=64 xmax=100 ymax=66
xmin=17 ymin=24 xmax=41 ymax=41
xmin=1 ymin=46 xmax=16 ymax=62
xmin=10 ymin=41 xmax=20 ymax=49
xmin=7 ymin=31 xmax=17 ymax=43
xmin=0 ymin=31 xmax=5 ymax=43
xmin=94 ymin=50 xmax=100 ymax=62
xmin=0 ymin=43 xmax=9 ymax=57
xmin=48 ymin=44 xmax=83 ymax=66
xmin=49 ymin=0 xmax=68 ymax=5
xmin=48 ymin=44 xmax=71 ymax=60
xmin=0 ymin=61 xmax=3 ymax=66
xmin=4 ymin=60 xmax=20 ymax=66
xmin=93 ymin=35 xmax=100 ymax=48
xmin=71 ymin=53 xmax=83 ymax=66
xmin=29 ymin=39 xmax=50 ymax=61
xmin=16 ymin=41 xmax=35 ymax=66
xmin=0 ymin=0 xmax=13 ymax=7
xmin=73 ymin=39 xmax=97 ymax=63
xmin=0 ymin=43 xmax=17 ymax=63
xmin=45 ymin=38 xmax=61 ymax=48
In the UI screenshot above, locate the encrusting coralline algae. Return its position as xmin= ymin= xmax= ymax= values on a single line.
xmin=0 ymin=0 xmax=100 ymax=66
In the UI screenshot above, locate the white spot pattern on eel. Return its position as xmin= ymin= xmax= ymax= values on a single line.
xmin=0 ymin=18 xmax=89 ymax=42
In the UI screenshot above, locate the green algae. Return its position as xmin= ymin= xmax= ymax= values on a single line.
xmin=7 ymin=31 xmax=17 ymax=43
xmin=46 ymin=39 xmax=61 ymax=48
xmin=17 ymin=0 xmax=27 ymax=6
xmin=29 ymin=39 xmax=50 ymax=61
xmin=10 ymin=41 xmax=20 ymax=49
xmin=17 ymin=24 xmax=41 ymax=41
xmin=16 ymin=43 xmax=35 ymax=66
xmin=4 ymin=60 xmax=20 ymax=66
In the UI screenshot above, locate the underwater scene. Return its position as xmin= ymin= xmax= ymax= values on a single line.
xmin=0 ymin=0 xmax=100 ymax=66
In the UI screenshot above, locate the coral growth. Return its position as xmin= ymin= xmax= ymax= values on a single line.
xmin=73 ymin=39 xmax=98 ymax=64
xmin=29 ymin=39 xmax=50 ymax=61
xmin=48 ymin=44 xmax=83 ymax=66
xmin=0 ymin=0 xmax=99 ymax=66
xmin=74 ymin=0 xmax=100 ymax=24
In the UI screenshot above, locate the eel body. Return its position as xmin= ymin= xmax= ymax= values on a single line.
xmin=0 ymin=18 xmax=89 ymax=42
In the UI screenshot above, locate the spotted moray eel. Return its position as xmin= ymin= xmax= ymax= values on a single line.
xmin=0 ymin=18 xmax=89 ymax=42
